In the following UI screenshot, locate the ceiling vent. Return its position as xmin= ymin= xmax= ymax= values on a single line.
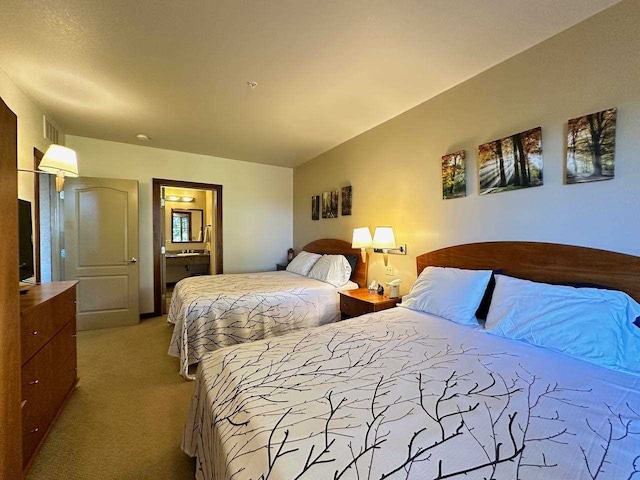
xmin=43 ymin=115 xmax=59 ymax=144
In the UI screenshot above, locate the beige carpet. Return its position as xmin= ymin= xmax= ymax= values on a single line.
xmin=27 ymin=316 xmax=197 ymax=480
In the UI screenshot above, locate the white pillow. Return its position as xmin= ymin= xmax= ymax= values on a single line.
xmin=307 ymin=255 xmax=352 ymax=287
xmin=399 ymin=266 xmax=492 ymax=326
xmin=285 ymin=251 xmax=321 ymax=276
xmin=485 ymin=275 xmax=640 ymax=374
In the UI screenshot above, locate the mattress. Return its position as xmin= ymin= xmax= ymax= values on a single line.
xmin=167 ymin=271 xmax=358 ymax=378
xmin=183 ymin=307 xmax=640 ymax=479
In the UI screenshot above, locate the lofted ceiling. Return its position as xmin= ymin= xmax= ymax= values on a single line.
xmin=0 ymin=0 xmax=621 ymax=168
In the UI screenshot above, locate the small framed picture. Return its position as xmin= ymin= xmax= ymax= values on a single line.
xmin=322 ymin=191 xmax=338 ymax=218
xmin=565 ymin=108 xmax=616 ymax=184
xmin=441 ymin=151 xmax=466 ymax=199
xmin=311 ymin=195 xmax=320 ymax=220
xmin=341 ymin=186 xmax=352 ymax=215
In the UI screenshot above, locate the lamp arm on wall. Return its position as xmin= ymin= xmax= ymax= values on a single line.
xmin=373 ymin=244 xmax=407 ymax=255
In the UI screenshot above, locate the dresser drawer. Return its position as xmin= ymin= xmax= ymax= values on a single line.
xmin=340 ymin=295 xmax=374 ymax=317
xmin=48 ymin=319 xmax=76 ymax=370
xmin=22 ymin=287 xmax=76 ymax=364
xmin=22 ymin=415 xmax=47 ymax=469
xmin=21 ymin=347 xmax=77 ymax=468
xmin=50 ymin=348 xmax=77 ymax=410
xmin=21 ymin=348 xmax=53 ymax=467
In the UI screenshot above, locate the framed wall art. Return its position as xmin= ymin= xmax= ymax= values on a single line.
xmin=478 ymin=127 xmax=543 ymax=195
xmin=441 ymin=150 xmax=466 ymax=199
xmin=341 ymin=186 xmax=352 ymax=215
xmin=322 ymin=191 xmax=338 ymax=218
xmin=565 ymin=108 xmax=616 ymax=184
xmin=311 ymin=195 xmax=320 ymax=220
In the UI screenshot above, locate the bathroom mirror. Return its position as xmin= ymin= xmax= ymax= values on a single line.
xmin=171 ymin=209 xmax=203 ymax=243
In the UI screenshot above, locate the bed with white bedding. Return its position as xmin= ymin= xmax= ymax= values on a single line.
xmin=182 ymin=241 xmax=640 ymax=479
xmin=168 ymin=271 xmax=358 ymax=378
xmin=167 ymin=239 xmax=366 ymax=379
xmin=184 ymin=307 xmax=640 ymax=479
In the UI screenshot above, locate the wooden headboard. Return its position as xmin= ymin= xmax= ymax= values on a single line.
xmin=416 ymin=241 xmax=640 ymax=303
xmin=302 ymin=238 xmax=367 ymax=288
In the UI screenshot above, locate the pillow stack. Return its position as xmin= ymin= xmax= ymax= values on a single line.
xmin=400 ymin=265 xmax=640 ymax=375
xmin=308 ymin=255 xmax=352 ymax=287
xmin=484 ymin=274 xmax=640 ymax=375
xmin=399 ymin=266 xmax=492 ymax=326
xmin=285 ymin=251 xmax=322 ymax=276
xmin=285 ymin=251 xmax=353 ymax=287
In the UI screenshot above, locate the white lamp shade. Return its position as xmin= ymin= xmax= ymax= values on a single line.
xmin=39 ymin=145 xmax=79 ymax=177
xmin=372 ymin=226 xmax=396 ymax=249
xmin=352 ymin=227 xmax=372 ymax=248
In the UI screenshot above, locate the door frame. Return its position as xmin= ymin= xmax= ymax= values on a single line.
xmin=33 ymin=148 xmax=43 ymax=283
xmin=152 ymin=178 xmax=223 ymax=317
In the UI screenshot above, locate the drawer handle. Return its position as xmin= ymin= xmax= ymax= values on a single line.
xmin=71 ymin=334 xmax=77 ymax=338
xmin=71 ymin=300 xmax=77 ymax=304
xmin=27 ymin=380 xmax=39 ymax=386
xmin=28 ymin=428 xmax=40 ymax=434
xmin=28 ymin=331 xmax=38 ymax=336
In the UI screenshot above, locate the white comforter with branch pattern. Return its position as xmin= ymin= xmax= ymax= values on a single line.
xmin=183 ymin=307 xmax=640 ymax=480
xmin=168 ymin=271 xmax=355 ymax=379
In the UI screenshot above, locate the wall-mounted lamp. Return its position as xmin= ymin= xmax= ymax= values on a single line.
xmin=372 ymin=226 xmax=407 ymax=266
xmin=351 ymin=227 xmax=372 ymax=263
xmin=18 ymin=144 xmax=79 ymax=192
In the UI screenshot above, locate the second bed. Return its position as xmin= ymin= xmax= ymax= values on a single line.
xmin=167 ymin=239 xmax=366 ymax=378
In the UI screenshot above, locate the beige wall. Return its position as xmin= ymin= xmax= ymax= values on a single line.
xmin=66 ymin=135 xmax=293 ymax=314
xmin=1 ymin=66 xmax=65 ymax=282
xmin=0 ymin=67 xmax=63 ymax=203
xmin=294 ymin=0 xmax=640 ymax=295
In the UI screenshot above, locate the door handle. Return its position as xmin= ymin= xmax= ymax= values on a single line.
xmin=128 ymin=257 xmax=138 ymax=264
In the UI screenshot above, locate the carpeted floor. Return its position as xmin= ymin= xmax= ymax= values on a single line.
xmin=27 ymin=316 xmax=197 ymax=480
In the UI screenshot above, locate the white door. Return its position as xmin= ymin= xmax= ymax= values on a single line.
xmin=64 ymin=177 xmax=139 ymax=330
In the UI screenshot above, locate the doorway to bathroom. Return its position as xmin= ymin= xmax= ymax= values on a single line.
xmin=152 ymin=179 xmax=223 ymax=316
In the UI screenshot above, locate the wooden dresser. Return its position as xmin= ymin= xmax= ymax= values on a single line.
xmin=20 ymin=281 xmax=78 ymax=472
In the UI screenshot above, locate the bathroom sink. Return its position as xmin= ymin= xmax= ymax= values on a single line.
xmin=166 ymin=252 xmax=203 ymax=258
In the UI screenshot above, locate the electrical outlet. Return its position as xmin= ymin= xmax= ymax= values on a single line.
xmin=385 ymin=265 xmax=393 ymax=276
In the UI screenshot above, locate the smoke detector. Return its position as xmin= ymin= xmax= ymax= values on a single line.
xmin=247 ymin=81 xmax=258 ymax=89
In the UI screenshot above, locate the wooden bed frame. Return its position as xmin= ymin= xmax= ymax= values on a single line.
xmin=302 ymin=238 xmax=367 ymax=288
xmin=416 ymin=241 xmax=640 ymax=302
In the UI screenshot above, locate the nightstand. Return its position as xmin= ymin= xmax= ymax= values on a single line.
xmin=276 ymin=263 xmax=288 ymax=271
xmin=339 ymin=288 xmax=400 ymax=320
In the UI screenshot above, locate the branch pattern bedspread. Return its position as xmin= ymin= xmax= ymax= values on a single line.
xmin=168 ymin=272 xmax=353 ymax=379
xmin=183 ymin=307 xmax=640 ymax=479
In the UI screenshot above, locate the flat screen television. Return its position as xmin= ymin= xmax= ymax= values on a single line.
xmin=18 ymin=199 xmax=34 ymax=281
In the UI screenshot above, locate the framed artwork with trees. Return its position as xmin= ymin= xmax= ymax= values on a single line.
xmin=322 ymin=191 xmax=338 ymax=218
xmin=441 ymin=150 xmax=466 ymax=199
xmin=478 ymin=127 xmax=543 ymax=195
xmin=311 ymin=195 xmax=320 ymax=220
xmin=341 ymin=186 xmax=352 ymax=215
xmin=565 ymin=108 xmax=616 ymax=184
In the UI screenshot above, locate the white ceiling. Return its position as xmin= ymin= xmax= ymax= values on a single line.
xmin=0 ymin=0 xmax=620 ymax=168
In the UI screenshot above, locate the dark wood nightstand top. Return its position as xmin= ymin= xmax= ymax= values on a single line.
xmin=339 ymin=288 xmax=400 ymax=319
xmin=339 ymin=288 xmax=399 ymax=307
